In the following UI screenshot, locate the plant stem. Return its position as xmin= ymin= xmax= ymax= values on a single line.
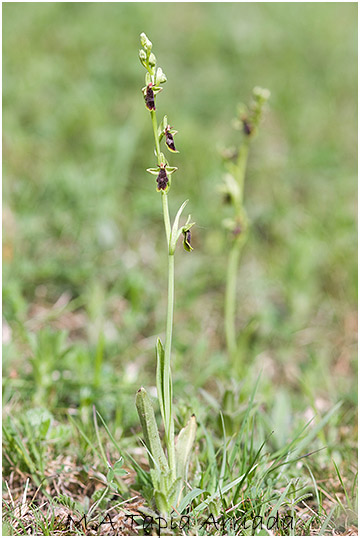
xmin=225 ymin=141 xmax=249 ymax=364
xmin=151 ymin=110 xmax=161 ymax=165
xmin=225 ymin=235 xmax=246 ymax=361
xmin=237 ymin=141 xmax=249 ymax=204
xmin=162 ymin=191 xmax=171 ymax=245
xmin=150 ymin=108 xmax=176 ymax=481
xmin=164 ymin=251 xmax=176 ymax=480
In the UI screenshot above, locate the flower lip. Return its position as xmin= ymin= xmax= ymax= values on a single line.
xmin=145 ymin=84 xmax=156 ymax=110
xmin=156 ymin=165 xmax=169 ymax=191
xmin=165 ymin=126 xmax=178 ymax=153
xmin=242 ymin=118 xmax=253 ymax=136
xmin=183 ymin=229 xmax=193 ymax=251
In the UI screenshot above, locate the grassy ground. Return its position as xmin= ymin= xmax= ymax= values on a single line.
xmin=3 ymin=3 xmax=357 ymax=535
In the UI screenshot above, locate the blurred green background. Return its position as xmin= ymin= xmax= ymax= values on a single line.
xmin=3 ymin=2 xmax=357 ymax=444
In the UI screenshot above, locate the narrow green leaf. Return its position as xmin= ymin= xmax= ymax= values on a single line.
xmin=95 ymin=410 xmax=122 ymax=454
xmin=177 ymin=487 xmax=206 ymax=514
xmin=135 ymin=387 xmax=169 ymax=474
xmin=107 ymin=468 xmax=114 ymax=483
xmin=333 ymin=459 xmax=351 ymax=507
xmin=319 ymin=506 xmax=336 ymax=535
xmin=154 ymin=491 xmax=169 ymax=515
xmin=292 ymin=401 xmax=342 ymax=457
xmin=194 ymin=470 xmax=252 ymax=513
xmin=229 ymin=373 xmax=260 ymax=467
xmin=175 ymin=415 xmax=197 ymax=481
xmin=218 ymin=413 xmax=227 ymax=491
xmin=267 ymin=480 xmax=293 ymax=520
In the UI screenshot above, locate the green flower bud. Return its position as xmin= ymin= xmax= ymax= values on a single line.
xmin=140 ymin=32 xmax=152 ymax=51
xmin=156 ymin=67 xmax=167 ymax=84
xmin=253 ymin=86 xmax=271 ymax=103
xmin=219 ymin=173 xmax=241 ymax=206
xmin=222 ymin=215 xmax=247 ymax=237
xmin=148 ymin=52 xmax=156 ymax=68
xmin=139 ymin=49 xmax=147 ymax=67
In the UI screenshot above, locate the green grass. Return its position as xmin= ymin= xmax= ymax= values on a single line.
xmin=3 ymin=2 xmax=357 ymax=535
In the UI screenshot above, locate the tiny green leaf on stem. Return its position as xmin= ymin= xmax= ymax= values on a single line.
xmin=169 ymin=200 xmax=190 ymax=253
xmin=172 ymin=200 xmax=188 ymax=235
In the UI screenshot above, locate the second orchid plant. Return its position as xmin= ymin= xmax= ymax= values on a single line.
xmin=220 ymin=87 xmax=270 ymax=371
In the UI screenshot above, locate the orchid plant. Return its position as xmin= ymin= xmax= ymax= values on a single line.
xmin=220 ymin=87 xmax=270 ymax=371
xmin=135 ymin=33 xmax=196 ymax=515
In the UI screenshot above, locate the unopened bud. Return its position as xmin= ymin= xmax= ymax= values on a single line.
xmin=156 ymin=67 xmax=167 ymax=84
xmin=139 ymin=49 xmax=147 ymax=66
xmin=140 ymin=32 xmax=152 ymax=51
xmin=253 ymin=86 xmax=271 ymax=103
xmin=148 ymin=52 xmax=156 ymax=68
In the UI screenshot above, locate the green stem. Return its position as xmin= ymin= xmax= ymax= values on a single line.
xmin=225 ymin=236 xmax=245 ymax=361
xmin=164 ymin=251 xmax=176 ymax=480
xmin=225 ymin=140 xmax=250 ymax=364
xmin=237 ymin=141 xmax=249 ymax=204
xmin=150 ymin=107 xmax=176 ymax=481
xmin=150 ymin=110 xmax=161 ymax=165
xmin=162 ymin=191 xmax=171 ymax=246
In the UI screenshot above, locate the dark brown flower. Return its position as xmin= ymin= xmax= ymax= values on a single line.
xmin=145 ymin=84 xmax=156 ymax=111
xmin=243 ymin=118 xmax=253 ymax=136
xmin=156 ymin=166 xmax=169 ymax=190
xmin=165 ymin=127 xmax=177 ymax=152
